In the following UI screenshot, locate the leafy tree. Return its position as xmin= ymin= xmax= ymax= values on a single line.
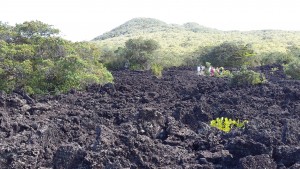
xmin=14 ymin=20 xmax=59 ymax=39
xmin=98 ymin=46 xmax=128 ymax=70
xmin=231 ymin=66 xmax=266 ymax=86
xmin=0 ymin=22 xmax=15 ymax=42
xmin=284 ymin=59 xmax=300 ymax=80
xmin=124 ymin=37 xmax=160 ymax=70
xmin=183 ymin=46 xmax=212 ymax=66
xmin=27 ymin=55 xmax=113 ymax=94
xmin=0 ymin=20 xmax=113 ymax=94
xmin=200 ymin=42 xmax=255 ymax=67
xmin=286 ymin=43 xmax=300 ymax=58
xmin=261 ymin=52 xmax=295 ymax=65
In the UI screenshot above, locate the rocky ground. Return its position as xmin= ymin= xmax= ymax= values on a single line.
xmin=0 ymin=64 xmax=299 ymax=169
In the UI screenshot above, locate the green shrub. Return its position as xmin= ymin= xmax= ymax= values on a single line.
xmin=201 ymin=42 xmax=255 ymax=67
xmin=210 ymin=117 xmax=248 ymax=133
xmin=5 ymin=56 xmax=114 ymax=95
xmin=40 ymin=56 xmax=113 ymax=94
xmin=215 ymin=68 xmax=233 ymax=78
xmin=124 ymin=37 xmax=160 ymax=70
xmin=0 ymin=21 xmax=114 ymax=95
xmin=130 ymin=63 xmax=146 ymax=70
xmin=102 ymin=55 xmax=128 ymax=70
xmin=204 ymin=62 xmax=211 ymax=76
xmin=151 ymin=63 xmax=163 ymax=77
xmin=261 ymin=52 xmax=295 ymax=65
xmin=231 ymin=67 xmax=266 ymax=86
xmin=284 ymin=59 xmax=300 ymax=79
xmin=183 ymin=56 xmax=201 ymax=66
xmin=99 ymin=47 xmax=128 ymax=70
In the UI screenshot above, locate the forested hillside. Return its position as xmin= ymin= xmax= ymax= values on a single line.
xmin=93 ymin=18 xmax=300 ymax=68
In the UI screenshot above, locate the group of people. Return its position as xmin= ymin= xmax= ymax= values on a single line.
xmin=197 ymin=65 xmax=224 ymax=77
xmin=208 ymin=66 xmax=224 ymax=76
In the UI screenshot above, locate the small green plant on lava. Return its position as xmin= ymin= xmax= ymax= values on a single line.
xmin=210 ymin=117 xmax=248 ymax=133
xmin=151 ymin=63 xmax=164 ymax=78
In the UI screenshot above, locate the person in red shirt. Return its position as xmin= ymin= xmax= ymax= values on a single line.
xmin=210 ymin=66 xmax=215 ymax=76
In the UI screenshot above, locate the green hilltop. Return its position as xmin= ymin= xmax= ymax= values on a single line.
xmin=93 ymin=18 xmax=220 ymax=41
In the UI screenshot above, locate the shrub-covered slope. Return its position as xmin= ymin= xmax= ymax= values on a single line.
xmin=93 ymin=18 xmax=300 ymax=67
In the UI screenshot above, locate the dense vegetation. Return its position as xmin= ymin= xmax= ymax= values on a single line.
xmin=0 ymin=21 xmax=113 ymax=94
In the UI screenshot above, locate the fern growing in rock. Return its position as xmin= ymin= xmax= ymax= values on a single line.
xmin=210 ymin=117 xmax=248 ymax=133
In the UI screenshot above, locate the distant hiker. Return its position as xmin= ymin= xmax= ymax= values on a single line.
xmin=210 ymin=66 xmax=215 ymax=76
xmin=197 ymin=66 xmax=201 ymax=75
xmin=208 ymin=66 xmax=212 ymax=74
xmin=197 ymin=65 xmax=206 ymax=75
xmin=215 ymin=67 xmax=220 ymax=75
xmin=124 ymin=60 xmax=130 ymax=69
xmin=201 ymin=66 xmax=205 ymax=75
xmin=219 ymin=67 xmax=224 ymax=75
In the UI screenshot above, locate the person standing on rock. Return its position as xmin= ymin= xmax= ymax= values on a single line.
xmin=219 ymin=67 xmax=224 ymax=75
xmin=201 ymin=65 xmax=205 ymax=75
xmin=215 ymin=67 xmax=220 ymax=76
xmin=210 ymin=66 xmax=215 ymax=76
xmin=197 ymin=65 xmax=201 ymax=75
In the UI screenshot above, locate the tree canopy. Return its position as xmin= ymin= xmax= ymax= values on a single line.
xmin=0 ymin=20 xmax=113 ymax=94
xmin=200 ymin=42 xmax=256 ymax=67
xmin=123 ymin=37 xmax=160 ymax=70
xmin=15 ymin=20 xmax=59 ymax=39
xmin=98 ymin=37 xmax=160 ymax=70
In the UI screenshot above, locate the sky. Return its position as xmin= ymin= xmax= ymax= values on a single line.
xmin=1 ymin=0 xmax=299 ymax=42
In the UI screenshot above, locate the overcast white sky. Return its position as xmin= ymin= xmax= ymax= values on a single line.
xmin=1 ymin=0 xmax=299 ymax=42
